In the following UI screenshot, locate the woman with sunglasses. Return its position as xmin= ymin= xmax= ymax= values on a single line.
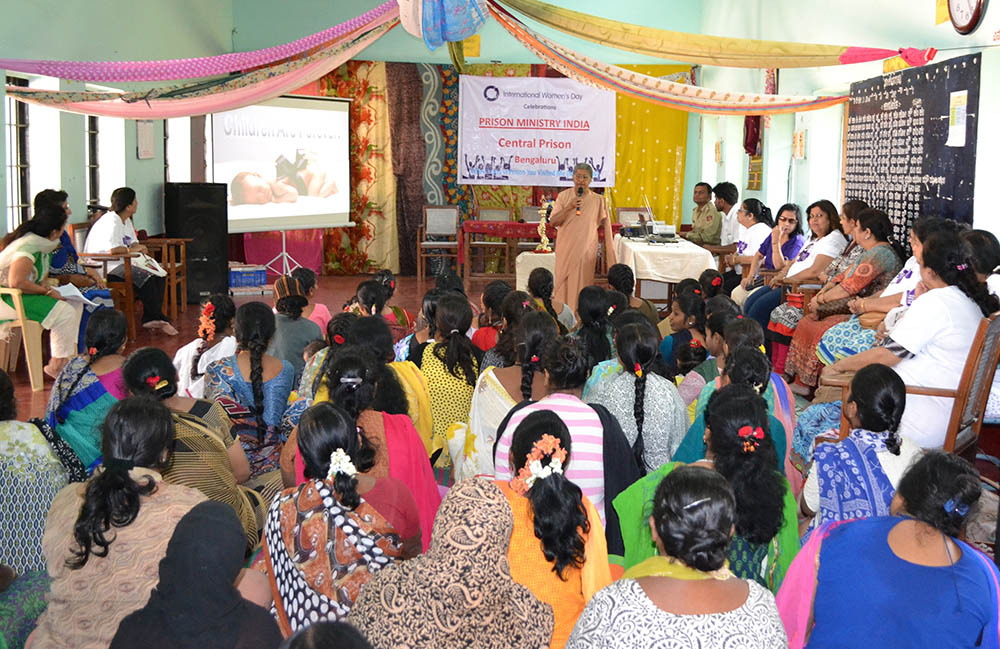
xmin=731 ymin=203 xmax=805 ymax=308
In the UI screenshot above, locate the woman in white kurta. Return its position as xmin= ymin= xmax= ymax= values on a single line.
xmin=550 ymin=163 xmax=615 ymax=313
xmin=822 ymin=229 xmax=999 ymax=448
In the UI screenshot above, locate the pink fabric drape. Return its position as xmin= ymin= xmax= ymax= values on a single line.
xmin=0 ymin=1 xmax=398 ymax=82
xmin=839 ymin=46 xmax=937 ymax=67
xmin=6 ymin=17 xmax=398 ymax=119
xmin=242 ymin=230 xmax=324 ymax=275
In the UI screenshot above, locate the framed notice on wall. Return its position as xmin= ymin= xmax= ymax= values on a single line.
xmin=136 ymin=120 xmax=155 ymax=159
xmin=458 ymin=75 xmax=616 ymax=187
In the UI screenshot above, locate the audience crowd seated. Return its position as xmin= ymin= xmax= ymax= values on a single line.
xmin=4 ymin=184 xmax=1000 ymax=649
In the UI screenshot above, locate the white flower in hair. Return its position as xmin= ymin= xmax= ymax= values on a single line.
xmin=327 ymin=448 xmax=357 ymax=480
xmin=523 ymin=456 xmax=564 ymax=488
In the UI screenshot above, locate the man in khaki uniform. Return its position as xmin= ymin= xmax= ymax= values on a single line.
xmin=684 ymin=181 xmax=722 ymax=245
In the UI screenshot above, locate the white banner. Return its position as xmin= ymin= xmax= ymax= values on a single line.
xmin=458 ymin=75 xmax=615 ymax=187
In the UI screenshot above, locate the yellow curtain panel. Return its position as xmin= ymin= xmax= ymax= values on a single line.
xmin=612 ymin=65 xmax=689 ymax=229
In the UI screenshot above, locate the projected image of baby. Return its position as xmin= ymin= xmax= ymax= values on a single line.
xmin=230 ymin=149 xmax=339 ymax=205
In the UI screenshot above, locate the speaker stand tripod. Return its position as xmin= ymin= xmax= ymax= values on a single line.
xmin=264 ymin=230 xmax=304 ymax=276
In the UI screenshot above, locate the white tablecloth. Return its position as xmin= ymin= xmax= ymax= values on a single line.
xmin=613 ymin=235 xmax=717 ymax=286
xmin=515 ymin=251 xmax=557 ymax=291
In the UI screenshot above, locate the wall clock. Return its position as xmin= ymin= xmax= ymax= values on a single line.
xmin=949 ymin=0 xmax=987 ymax=34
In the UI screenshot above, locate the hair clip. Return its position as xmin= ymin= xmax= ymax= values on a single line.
xmin=522 ymin=300 xmax=530 ymax=308
xmin=145 ymin=375 xmax=162 ymax=389
xmin=711 ymin=276 xmax=723 ymax=287
xmin=530 ymin=355 xmax=540 ymax=363
xmin=634 ymin=362 xmax=643 ymax=379
xmin=389 ymin=280 xmax=395 ymax=289
xmin=693 ymin=288 xmax=702 ymax=295
xmin=88 ymin=347 xmax=98 ymax=356
xmin=339 ymin=376 xmax=363 ymax=385
xmin=450 ymin=328 xmax=461 ymax=335
xmin=753 ymin=381 xmax=765 ymax=394
xmin=683 ymin=497 xmax=710 ymax=510
xmin=333 ymin=334 xmax=345 ymax=345
xmin=690 ymin=339 xmax=703 ymax=349
xmin=738 ymin=425 xmax=764 ymax=453
xmin=736 ymin=314 xmax=744 ymax=319
xmin=607 ymin=305 xmax=616 ymax=316
xmin=956 ymin=264 xmax=968 ymax=271
xmin=943 ymin=498 xmax=970 ymax=517
xmin=758 ymin=344 xmax=766 ymax=354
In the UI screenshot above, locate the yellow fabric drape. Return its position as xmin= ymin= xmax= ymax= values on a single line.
xmin=612 ymin=64 xmax=689 ymax=229
xmin=499 ymin=0 xmax=851 ymax=68
xmin=356 ymin=62 xmax=400 ymax=273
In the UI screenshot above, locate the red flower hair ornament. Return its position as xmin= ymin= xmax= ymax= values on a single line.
xmin=711 ymin=276 xmax=723 ymax=287
xmin=738 ymin=425 xmax=765 ymax=453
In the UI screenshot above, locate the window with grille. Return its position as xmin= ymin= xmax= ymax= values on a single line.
xmin=5 ymin=77 xmax=30 ymax=232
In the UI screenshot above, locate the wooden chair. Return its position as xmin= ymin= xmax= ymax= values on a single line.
xmin=418 ymin=205 xmax=461 ymax=283
xmin=144 ymin=237 xmax=192 ymax=321
xmin=470 ymin=207 xmax=512 ymax=276
xmin=67 ymin=220 xmax=140 ymax=341
xmin=520 ymin=205 xmax=543 ymax=223
xmin=0 ymin=288 xmax=45 ymax=391
xmin=820 ymin=312 xmax=1000 ymax=459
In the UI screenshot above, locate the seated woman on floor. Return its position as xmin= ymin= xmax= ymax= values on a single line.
xmin=263 ymin=402 xmax=417 ymax=636
xmin=814 ymin=214 xmax=964 ymax=368
xmin=800 ymin=364 xmax=921 ymax=535
xmin=205 ymin=302 xmax=293 ymax=481
xmin=173 ymin=294 xmax=237 ymax=399
xmin=821 ymin=229 xmax=999 ymax=449
xmin=281 ymin=348 xmax=439 ymax=547
xmin=471 ymin=279 xmax=513 ymax=352
xmin=615 ymin=384 xmax=799 ymax=592
xmin=767 ymin=199 xmax=867 ymax=373
xmin=745 ymin=200 xmax=847 ymax=332
xmin=0 ymin=205 xmax=83 ymax=377
xmin=123 ymin=347 xmax=267 ymax=549
xmin=45 ymin=309 xmax=128 ymax=471
xmin=658 ymin=285 xmax=706 ymax=374
xmin=731 ymin=201 xmax=805 ymax=307
xmin=572 ymin=465 xmax=787 ymax=649
xmin=784 ymin=209 xmax=903 ymax=395
xmin=268 ymin=275 xmax=322 ymax=383
xmin=458 ymin=310 xmax=557 ymax=481
xmin=393 ymin=287 xmax=442 ymax=362
xmin=348 ymin=479 xmax=555 ymax=649
xmin=607 ymin=263 xmax=660 ymax=332
xmin=481 ymin=289 xmax=536 ymax=370
xmin=498 ymin=410 xmax=611 ymax=649
xmin=350 ymin=278 xmax=412 ymax=343
xmin=582 ymin=308 xmax=665 ymax=400
xmin=110 ymin=501 xmax=282 ymax=649
xmin=675 ymin=308 xmax=741 ymax=419
xmin=374 ymin=269 xmax=416 ymax=332
xmin=777 ymin=452 xmax=999 ymax=649
xmin=572 ymin=286 xmax=615 ymax=376
xmin=290 ymin=266 xmax=332 ymax=332
xmin=33 ymin=189 xmax=114 ymax=352
xmin=529 ymin=266 xmax=575 ymax=333
xmin=494 ymin=336 xmax=642 ymax=556
xmin=413 ymin=293 xmax=482 ymax=470
xmin=298 ymin=311 xmax=358 ymax=399
xmin=30 ymin=397 xmax=206 ymax=649
xmin=964 ymin=229 xmax=1000 ymax=426
xmin=588 ymin=323 xmax=689 ymax=471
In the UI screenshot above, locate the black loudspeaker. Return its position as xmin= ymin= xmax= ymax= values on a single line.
xmin=164 ymin=182 xmax=229 ymax=303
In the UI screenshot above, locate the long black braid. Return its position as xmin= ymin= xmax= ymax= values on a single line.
xmin=617 ymin=323 xmax=656 ymax=472
xmin=234 ymin=302 xmax=276 ymax=442
xmin=519 ymin=311 xmax=559 ymax=401
xmin=528 ymin=267 xmax=567 ymax=334
xmin=54 ymin=310 xmax=127 ymax=424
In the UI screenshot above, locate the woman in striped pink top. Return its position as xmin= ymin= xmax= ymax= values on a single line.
xmin=494 ymin=336 xmax=641 ymax=556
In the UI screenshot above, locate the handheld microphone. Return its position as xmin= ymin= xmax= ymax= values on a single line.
xmin=575 ymin=186 xmax=583 ymax=216
xmin=545 ymin=203 xmax=553 ymax=219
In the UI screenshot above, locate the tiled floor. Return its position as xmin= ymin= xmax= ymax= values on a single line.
xmin=11 ymin=274 xmax=494 ymax=419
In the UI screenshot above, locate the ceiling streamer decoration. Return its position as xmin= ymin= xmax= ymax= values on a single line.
xmin=4 ymin=15 xmax=399 ymax=119
xmin=489 ymin=2 xmax=848 ymax=115
xmin=495 ymin=0 xmax=936 ymax=69
xmin=0 ymin=1 xmax=398 ymax=82
xmin=421 ymin=0 xmax=487 ymax=49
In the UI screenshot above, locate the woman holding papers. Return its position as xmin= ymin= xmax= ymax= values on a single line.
xmin=0 ymin=204 xmax=83 ymax=377
xmin=550 ymin=163 xmax=616 ymax=314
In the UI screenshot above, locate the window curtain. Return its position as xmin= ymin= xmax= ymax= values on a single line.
xmin=387 ymin=62 xmax=427 ymax=276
